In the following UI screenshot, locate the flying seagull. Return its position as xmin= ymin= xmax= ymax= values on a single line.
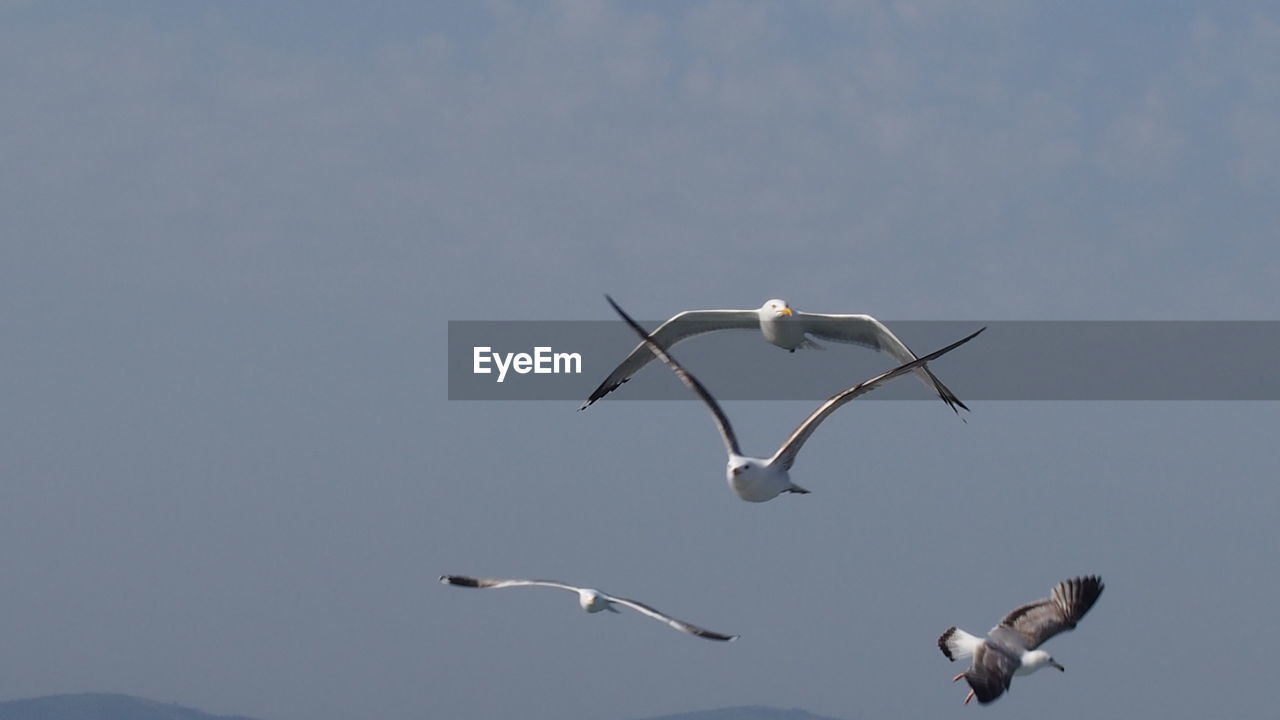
xmin=938 ymin=575 xmax=1105 ymax=705
xmin=582 ymin=298 xmax=968 ymax=414
xmin=439 ymin=575 xmax=737 ymax=642
xmin=605 ymin=295 xmax=983 ymax=502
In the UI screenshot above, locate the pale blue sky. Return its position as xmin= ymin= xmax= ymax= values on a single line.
xmin=1 ymin=3 xmax=1277 ymax=719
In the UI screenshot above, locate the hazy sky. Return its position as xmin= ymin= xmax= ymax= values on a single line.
xmin=2 ymin=3 xmax=1278 ymax=720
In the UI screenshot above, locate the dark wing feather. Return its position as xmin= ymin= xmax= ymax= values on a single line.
xmin=604 ymin=295 xmax=741 ymax=457
xmin=438 ymin=575 xmax=582 ymax=594
xmin=768 ymin=327 xmax=984 ymax=471
xmin=964 ymin=642 xmax=1018 ymax=705
xmin=605 ymin=594 xmax=738 ymax=642
xmin=999 ymin=575 xmax=1104 ymax=649
xmin=799 ymin=313 xmax=970 ymax=414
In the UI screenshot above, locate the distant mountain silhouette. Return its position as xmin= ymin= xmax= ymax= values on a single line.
xmin=0 ymin=694 xmax=260 ymax=720
xmin=631 ymin=707 xmax=845 ymax=720
xmin=0 ymin=695 xmax=840 ymax=720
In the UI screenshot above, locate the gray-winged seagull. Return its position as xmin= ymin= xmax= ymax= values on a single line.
xmin=938 ymin=575 xmax=1105 ymax=705
xmin=605 ymin=295 xmax=984 ymax=502
xmin=582 ymin=298 xmax=968 ymax=414
xmin=439 ymin=575 xmax=738 ymax=642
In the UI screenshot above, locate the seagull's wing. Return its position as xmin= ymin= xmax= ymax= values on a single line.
xmin=797 ymin=312 xmax=969 ymax=414
xmin=604 ymin=296 xmax=742 ymax=457
xmin=581 ymin=309 xmax=759 ymax=409
xmin=439 ymin=575 xmax=583 ymax=594
xmin=602 ymin=593 xmax=738 ymax=642
xmin=963 ymin=642 xmax=1019 ymax=705
xmin=768 ymin=327 xmax=984 ymax=471
xmin=997 ymin=575 xmax=1105 ymax=650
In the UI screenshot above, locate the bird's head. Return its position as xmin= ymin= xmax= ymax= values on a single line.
xmin=760 ymin=299 xmax=793 ymax=318
xmin=1023 ymin=650 xmax=1064 ymax=674
xmin=578 ymin=590 xmax=609 ymax=613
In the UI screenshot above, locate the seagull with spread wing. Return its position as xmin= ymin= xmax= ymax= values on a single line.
xmin=605 ymin=295 xmax=983 ymax=503
xmin=938 ymin=575 xmax=1105 ymax=705
xmin=439 ymin=575 xmax=737 ymax=642
xmin=581 ymin=298 xmax=968 ymax=414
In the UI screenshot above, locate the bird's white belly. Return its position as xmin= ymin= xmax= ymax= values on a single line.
xmin=760 ymin=317 xmax=808 ymax=350
xmin=726 ymin=464 xmax=790 ymax=503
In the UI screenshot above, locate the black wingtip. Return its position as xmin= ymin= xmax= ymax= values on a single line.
xmin=946 ymin=387 xmax=970 ymax=414
xmin=924 ymin=366 xmax=970 ymax=417
xmin=916 ymin=326 xmax=985 ymax=366
xmin=605 ymin=295 xmax=632 ymax=326
xmin=440 ymin=575 xmax=481 ymax=588
xmin=577 ymin=295 xmax=637 ymax=410
xmin=1064 ymin=575 xmax=1105 ymax=613
xmin=604 ymin=294 xmax=630 ymax=324
xmin=580 ymin=379 xmax=629 ymax=411
xmin=604 ymin=295 xmax=661 ymax=354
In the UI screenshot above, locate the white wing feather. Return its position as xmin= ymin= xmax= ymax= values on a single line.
xmin=581 ymin=309 xmax=758 ymax=408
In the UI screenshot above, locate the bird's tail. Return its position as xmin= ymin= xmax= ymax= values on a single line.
xmin=937 ymin=626 xmax=983 ymax=661
xmin=784 ymin=483 xmax=811 ymax=495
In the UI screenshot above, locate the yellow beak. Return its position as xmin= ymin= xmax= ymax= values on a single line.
xmin=778 ymin=307 xmax=793 ymax=317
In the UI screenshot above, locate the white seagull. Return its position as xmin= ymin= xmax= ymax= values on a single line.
xmin=938 ymin=575 xmax=1105 ymax=705
xmin=605 ymin=295 xmax=983 ymax=502
xmin=439 ymin=575 xmax=738 ymax=642
xmin=582 ymin=298 xmax=968 ymax=414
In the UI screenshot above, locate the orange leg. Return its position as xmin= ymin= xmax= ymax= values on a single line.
xmin=952 ymin=672 xmax=965 ymax=683
xmin=963 ymin=689 xmax=975 ymax=705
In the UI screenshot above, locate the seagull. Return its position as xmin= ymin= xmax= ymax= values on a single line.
xmin=605 ymin=295 xmax=983 ymax=502
xmin=582 ymin=298 xmax=968 ymax=414
xmin=938 ymin=575 xmax=1105 ymax=705
xmin=439 ymin=575 xmax=738 ymax=642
